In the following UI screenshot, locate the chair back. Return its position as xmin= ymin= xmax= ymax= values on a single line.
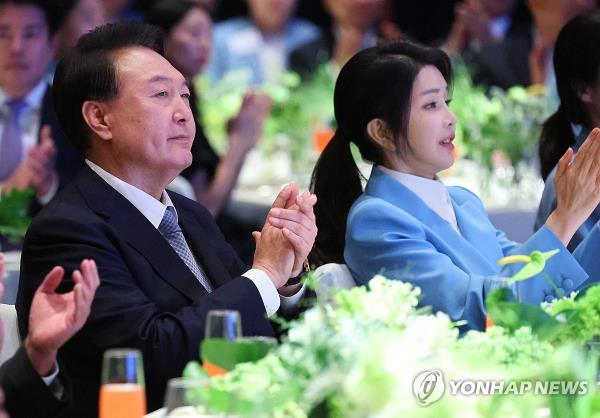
xmin=0 ymin=304 xmax=20 ymax=364
xmin=313 ymin=263 xmax=356 ymax=301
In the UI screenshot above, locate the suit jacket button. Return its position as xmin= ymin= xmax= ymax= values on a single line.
xmin=562 ymin=278 xmax=573 ymax=290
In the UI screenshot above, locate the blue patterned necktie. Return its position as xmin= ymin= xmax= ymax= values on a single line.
xmin=0 ymin=98 xmax=27 ymax=180
xmin=158 ymin=206 xmax=213 ymax=292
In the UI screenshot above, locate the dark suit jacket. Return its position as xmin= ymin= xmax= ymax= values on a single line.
xmin=16 ymin=166 xmax=273 ymax=417
xmin=0 ymin=347 xmax=72 ymax=418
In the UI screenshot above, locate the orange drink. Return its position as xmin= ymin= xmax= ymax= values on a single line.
xmin=99 ymin=383 xmax=146 ymax=418
xmin=100 ymin=349 xmax=146 ymax=418
xmin=486 ymin=314 xmax=494 ymax=329
xmin=203 ymin=360 xmax=228 ymax=377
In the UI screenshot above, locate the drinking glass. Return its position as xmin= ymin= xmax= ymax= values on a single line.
xmin=487 ymin=275 xmax=520 ymax=302
xmin=99 ymin=348 xmax=146 ymax=418
xmin=163 ymin=378 xmax=224 ymax=417
xmin=203 ymin=310 xmax=242 ymax=377
xmin=204 ymin=310 xmax=242 ymax=340
xmin=485 ymin=275 xmax=521 ymax=329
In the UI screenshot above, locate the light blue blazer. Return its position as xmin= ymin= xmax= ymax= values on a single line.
xmin=345 ymin=166 xmax=600 ymax=330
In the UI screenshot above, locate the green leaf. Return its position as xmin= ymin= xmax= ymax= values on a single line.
xmin=0 ymin=188 xmax=33 ymax=243
xmin=200 ymin=338 xmax=275 ymax=371
xmin=507 ymin=249 xmax=560 ymax=283
xmin=486 ymin=288 xmax=565 ymax=340
xmin=182 ymin=360 xmax=209 ymax=380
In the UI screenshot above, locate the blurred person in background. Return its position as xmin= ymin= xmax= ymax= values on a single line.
xmin=100 ymin=0 xmax=141 ymax=21
xmin=443 ymin=0 xmax=534 ymax=89
xmin=526 ymin=0 xmax=596 ymax=93
xmin=290 ymin=0 xmax=394 ymax=79
xmin=205 ymin=0 xmax=320 ymax=85
xmin=53 ymin=0 xmax=106 ymax=62
xmin=0 ymin=0 xmax=81 ymax=249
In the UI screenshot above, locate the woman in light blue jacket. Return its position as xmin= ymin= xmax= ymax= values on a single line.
xmin=310 ymin=40 xmax=600 ymax=331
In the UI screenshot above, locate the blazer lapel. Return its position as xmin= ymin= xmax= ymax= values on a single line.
xmin=76 ymin=167 xmax=207 ymax=300
xmin=366 ymin=167 xmax=496 ymax=271
xmin=450 ymin=194 xmax=503 ymax=267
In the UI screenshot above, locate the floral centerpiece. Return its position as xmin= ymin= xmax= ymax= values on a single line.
xmin=181 ymin=270 xmax=600 ymax=418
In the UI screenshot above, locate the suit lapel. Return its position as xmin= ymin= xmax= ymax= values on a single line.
xmin=366 ymin=167 xmax=496 ymax=271
xmin=450 ymin=194 xmax=502 ymax=267
xmin=76 ymin=167 xmax=207 ymax=300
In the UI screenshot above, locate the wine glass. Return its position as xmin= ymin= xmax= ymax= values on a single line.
xmin=99 ymin=348 xmax=146 ymax=418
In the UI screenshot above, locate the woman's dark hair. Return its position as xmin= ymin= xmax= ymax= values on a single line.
xmin=145 ymin=0 xmax=207 ymax=35
xmin=53 ymin=22 xmax=164 ymax=154
xmin=309 ymin=40 xmax=452 ymax=265
xmin=539 ymin=10 xmax=600 ymax=180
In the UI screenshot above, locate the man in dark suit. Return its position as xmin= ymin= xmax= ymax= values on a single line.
xmin=0 ymin=255 xmax=100 ymax=418
xmin=0 ymin=0 xmax=82 ymax=249
xmin=16 ymin=22 xmax=317 ymax=417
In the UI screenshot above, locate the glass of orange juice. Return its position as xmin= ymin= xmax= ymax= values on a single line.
xmin=99 ymin=348 xmax=146 ymax=418
xmin=203 ymin=310 xmax=242 ymax=376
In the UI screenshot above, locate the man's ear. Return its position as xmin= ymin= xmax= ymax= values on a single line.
xmin=366 ymin=118 xmax=396 ymax=152
xmin=82 ymin=101 xmax=112 ymax=141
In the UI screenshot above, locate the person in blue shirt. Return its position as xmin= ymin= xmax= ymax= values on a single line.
xmin=205 ymin=0 xmax=320 ymax=85
xmin=535 ymin=10 xmax=600 ymax=251
xmin=310 ymin=39 xmax=600 ymax=331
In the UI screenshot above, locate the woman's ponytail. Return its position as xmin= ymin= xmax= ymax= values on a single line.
xmin=310 ymin=131 xmax=364 ymax=265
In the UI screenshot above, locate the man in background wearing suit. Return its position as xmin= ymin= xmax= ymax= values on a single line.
xmin=0 ymin=0 xmax=82 ymax=248
xmin=17 ymin=22 xmax=317 ymax=417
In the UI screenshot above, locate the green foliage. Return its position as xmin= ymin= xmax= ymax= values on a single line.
xmin=457 ymin=326 xmax=554 ymax=368
xmin=0 ymin=188 xmax=33 ymax=243
xmin=543 ymin=284 xmax=600 ymax=345
xmin=451 ymin=61 xmax=554 ymax=179
xmin=198 ymin=66 xmax=335 ymax=171
xmin=200 ymin=337 xmax=275 ymax=371
xmin=486 ymin=287 xmax=565 ymax=341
